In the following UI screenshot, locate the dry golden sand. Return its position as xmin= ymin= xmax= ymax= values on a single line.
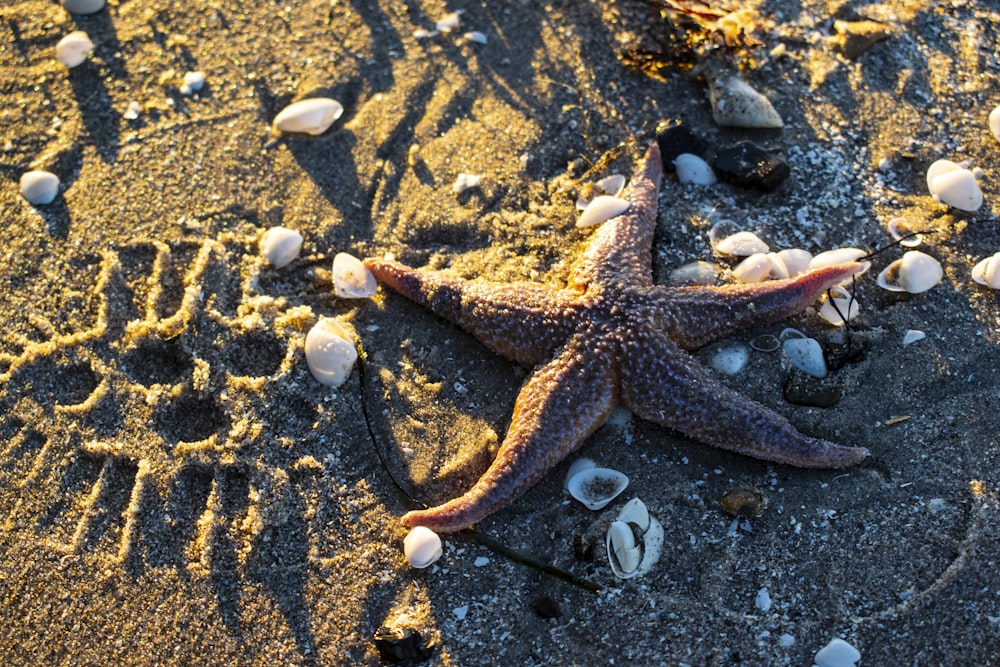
xmin=1 ymin=0 xmax=999 ymax=664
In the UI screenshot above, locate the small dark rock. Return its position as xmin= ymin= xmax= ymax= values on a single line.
xmin=532 ymin=596 xmax=562 ymax=619
xmin=783 ymin=374 xmax=843 ymax=407
xmin=655 ymin=120 xmax=708 ymax=165
xmin=373 ymin=626 xmax=434 ymax=663
xmin=713 ymin=141 xmax=790 ymax=191
xmin=720 ymin=485 xmax=767 ymax=518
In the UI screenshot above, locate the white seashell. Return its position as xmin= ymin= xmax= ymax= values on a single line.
xmin=926 ymin=159 xmax=982 ymax=212
xmin=607 ymin=521 xmax=642 ymax=577
xmin=876 ymin=251 xmax=942 ymax=294
xmin=566 ymin=467 xmax=628 ymax=510
xmin=972 ymin=252 xmax=1000 ymax=289
xmin=62 ymin=0 xmax=106 ymax=13
xmin=668 ymin=260 xmax=717 ymax=286
xmin=273 ymin=98 xmax=344 ymax=135
xmin=814 ymin=637 xmax=861 ymax=667
xmin=123 ymin=100 xmax=142 ymax=120
xmin=595 ymin=174 xmax=626 ymax=197
xmin=766 ymin=252 xmax=789 ymax=280
xmin=452 ymin=173 xmax=481 ymax=194
xmin=179 ymin=71 xmax=206 ymax=95
xmin=732 ymin=253 xmax=773 ymax=283
xmin=304 ymin=317 xmax=358 ymax=388
xmin=463 ymin=31 xmax=487 ymax=44
xmin=259 ymin=227 xmax=303 ymax=268
xmin=20 ymin=170 xmax=60 ymax=205
xmin=809 ymin=248 xmax=870 ymax=274
xmin=576 ymin=195 xmax=630 ymax=228
xmin=715 ymin=231 xmax=769 ymax=256
xmin=902 ymin=329 xmax=925 ymax=346
xmin=776 ymin=248 xmax=812 ymax=277
xmin=333 ymin=252 xmax=377 ymax=298
xmin=990 ymin=104 xmax=1000 ymax=143
xmin=818 ymin=287 xmax=859 ymax=326
xmin=435 ymin=10 xmax=463 ymax=32
xmin=887 ymin=217 xmax=922 ymax=248
xmin=708 ymin=73 xmax=784 ymax=128
xmin=673 ymin=153 xmax=717 ymax=185
xmin=564 ymin=457 xmax=596 ymax=490
xmin=710 ymin=344 xmax=750 ymax=375
xmin=413 ymin=28 xmax=434 ymax=40
xmin=616 ymin=497 xmax=650 ymax=532
xmin=780 ymin=333 xmax=827 ymax=378
xmin=755 ymin=587 xmax=772 ymax=612
xmin=606 ymin=499 xmax=663 ymax=579
xmin=403 ymin=526 xmax=442 ymax=568
xmin=56 ymin=31 xmax=94 ymax=68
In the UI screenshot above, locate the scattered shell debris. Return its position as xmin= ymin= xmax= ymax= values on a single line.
xmin=56 ymin=31 xmax=94 ymax=68
xmin=576 ymin=195 xmax=629 ymax=228
xmin=971 ymin=252 xmax=1000 ymax=289
xmin=304 ymin=317 xmax=358 ymax=388
xmin=259 ymin=227 xmax=303 ymax=268
xmin=332 ymin=253 xmax=376 ymax=298
xmin=813 ymin=637 xmax=861 ymax=667
xmin=566 ymin=466 xmax=628 ymax=510
xmin=403 ymin=526 xmax=442 ymax=569
xmin=273 ymin=98 xmax=344 ymax=136
xmin=606 ymin=498 xmax=663 ymax=579
xmin=452 ymin=173 xmax=481 ymax=194
xmin=780 ymin=328 xmax=827 ymax=378
xmin=673 ymin=153 xmax=717 ymax=185
xmin=876 ymin=251 xmax=943 ymax=294
xmin=20 ymin=170 xmax=60 ymax=205
xmin=926 ymin=159 xmax=983 ymax=212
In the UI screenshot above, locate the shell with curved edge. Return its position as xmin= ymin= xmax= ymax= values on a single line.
xmin=809 ymin=248 xmax=870 ymax=275
xmin=714 ymin=231 xmax=769 ymax=256
xmin=273 ymin=98 xmax=344 ymax=135
xmin=20 ymin=170 xmax=60 ymax=205
xmin=673 ymin=153 xmax=717 ymax=185
xmin=576 ymin=196 xmax=630 ymax=228
xmin=876 ymin=251 xmax=942 ymax=294
xmin=616 ymin=497 xmax=650 ymax=532
xmin=607 ymin=521 xmax=642 ymax=577
xmin=403 ymin=526 xmax=442 ymax=569
xmin=732 ymin=253 xmax=772 ymax=283
xmin=926 ymin=159 xmax=982 ymax=212
xmin=332 ymin=253 xmax=377 ymax=298
xmin=260 ymin=227 xmax=303 ymax=268
xmin=566 ymin=467 xmax=628 ymax=510
xmin=606 ymin=498 xmax=663 ymax=579
xmin=304 ymin=317 xmax=358 ymax=387
xmin=780 ymin=330 xmax=827 ymax=378
xmin=818 ymin=287 xmax=860 ymax=326
xmin=708 ymin=73 xmax=784 ymax=129
xmin=776 ymin=248 xmax=812 ymax=277
xmin=991 ymin=105 xmax=1000 ymax=143
xmin=563 ymin=457 xmax=596 ymax=490
xmin=972 ymin=252 xmax=1000 ymax=289
xmin=56 ymin=31 xmax=93 ymax=68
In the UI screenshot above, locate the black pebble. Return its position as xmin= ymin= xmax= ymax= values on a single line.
xmin=713 ymin=141 xmax=790 ymax=191
xmin=655 ymin=121 xmax=708 ymax=165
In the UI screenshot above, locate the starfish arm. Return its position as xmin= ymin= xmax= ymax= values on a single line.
xmin=637 ymin=263 xmax=866 ymax=350
xmin=569 ymin=142 xmax=664 ymax=292
xmin=619 ymin=328 xmax=869 ymax=468
xmin=402 ymin=332 xmax=617 ymax=532
xmin=365 ymin=258 xmax=583 ymax=366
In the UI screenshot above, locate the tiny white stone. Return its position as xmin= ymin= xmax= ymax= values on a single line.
xmin=452 ymin=173 xmax=481 ymax=194
xmin=20 ymin=170 xmax=60 ymax=205
xmin=332 ymin=252 xmax=376 ymax=298
xmin=273 ymin=98 xmax=344 ymax=135
xmin=62 ymin=0 xmax=105 ymax=13
xmin=902 ymin=329 xmax=925 ymax=346
xmin=259 ymin=227 xmax=303 ymax=268
xmin=566 ymin=467 xmax=628 ymax=510
xmin=708 ymin=73 xmax=783 ymax=128
xmin=715 ymin=231 xmax=769 ymax=256
xmin=463 ymin=31 xmax=487 ymax=44
xmin=778 ymin=633 xmax=795 ymax=647
xmin=123 ymin=100 xmax=142 ymax=120
xmin=818 ymin=287 xmax=859 ymax=326
xmin=755 ymin=587 xmax=772 ymax=612
xmin=413 ymin=28 xmax=434 ymax=40
xmin=179 ymin=71 xmax=206 ymax=95
xmin=56 ymin=31 xmax=94 ymax=68
xmin=710 ymin=344 xmax=750 ymax=375
xmin=990 ymin=104 xmax=1000 ymax=143
xmin=452 ymin=604 xmax=469 ymax=620
xmin=781 ymin=334 xmax=827 ymax=378
xmin=776 ymin=249 xmax=813 ymax=277
xmin=732 ymin=253 xmax=773 ymax=283
xmin=403 ymin=526 xmax=442 ymax=568
xmin=927 ymin=497 xmax=947 ymax=513
xmin=304 ymin=317 xmax=358 ymax=388
xmin=435 ymin=10 xmax=463 ymax=32
xmin=668 ymin=260 xmax=718 ymax=286
xmin=673 ymin=153 xmax=717 ymax=185
xmin=813 ymin=637 xmax=861 ymax=667
xmin=971 ymin=252 xmax=1000 ymax=289
xmin=876 ymin=251 xmax=942 ymax=294
xmin=576 ymin=195 xmax=630 ymax=228
xmin=926 ymin=159 xmax=982 ymax=212
xmin=473 ymin=556 xmax=489 ymax=567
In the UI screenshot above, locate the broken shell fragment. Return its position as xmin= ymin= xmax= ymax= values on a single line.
xmin=576 ymin=175 xmax=626 ymax=209
xmin=714 ymin=231 xmax=769 ymax=256
xmin=606 ymin=498 xmax=663 ymax=579
xmin=56 ymin=31 xmax=94 ymax=68
xmin=20 ymin=170 xmax=60 ymax=205
xmin=452 ymin=173 xmax=481 ymax=194
xmin=403 ymin=526 xmax=442 ymax=569
xmin=304 ymin=317 xmax=358 ymax=387
xmin=260 ymin=227 xmax=303 ymax=268
xmin=991 ymin=105 xmax=1000 ymax=143
xmin=707 ymin=71 xmax=784 ymax=129
xmin=607 ymin=521 xmax=642 ymax=576
xmin=926 ymin=159 xmax=982 ymax=212
xmin=576 ymin=196 xmax=630 ymax=228
xmin=972 ymin=252 xmax=1000 ymax=289
xmin=332 ymin=253 xmax=377 ymax=298
xmin=180 ymin=71 xmax=206 ymax=95
xmin=273 ymin=98 xmax=344 ymax=135
xmin=818 ymin=287 xmax=859 ymax=326
xmin=566 ymin=467 xmax=628 ymax=510
xmin=876 ymin=251 xmax=942 ymax=294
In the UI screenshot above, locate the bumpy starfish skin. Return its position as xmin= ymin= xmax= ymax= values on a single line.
xmin=365 ymin=142 xmax=869 ymax=533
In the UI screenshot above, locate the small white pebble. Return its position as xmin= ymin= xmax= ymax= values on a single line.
xmin=56 ymin=31 xmax=94 ymax=68
xmin=710 ymin=344 xmax=750 ymax=375
xmin=273 ymin=98 xmax=344 ymax=135
xmin=123 ymin=100 xmax=142 ymax=120
xmin=755 ymin=587 xmax=772 ymax=612
xmin=814 ymin=637 xmax=860 ymax=667
xmin=927 ymin=497 xmax=947 ymax=514
xmin=259 ymin=227 xmax=303 ymax=268
xmin=403 ymin=526 xmax=442 ymax=569
xmin=473 ymin=556 xmax=489 ymax=567
xmin=464 ymin=31 xmax=488 ymax=44
xmin=304 ymin=317 xmax=358 ymax=388
xmin=452 ymin=604 xmax=469 ymax=620
xmin=778 ymin=633 xmax=795 ymax=647
xmin=902 ymin=329 xmax=925 ymax=346
xmin=673 ymin=153 xmax=717 ymax=185
xmin=179 ymin=71 xmax=206 ymax=95
xmin=20 ymin=170 xmax=60 ymax=205
xmin=781 ymin=333 xmax=827 ymax=378
xmin=452 ymin=173 xmax=481 ymax=194
xmin=332 ymin=252 xmax=376 ymax=298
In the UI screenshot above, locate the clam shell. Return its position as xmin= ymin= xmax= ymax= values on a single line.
xmin=20 ymin=170 xmax=60 ymax=205
xmin=818 ymin=287 xmax=860 ymax=326
xmin=876 ymin=251 xmax=942 ymax=294
xmin=616 ymin=497 xmax=650 ymax=532
xmin=926 ymin=159 xmax=982 ymax=212
xmin=780 ymin=333 xmax=827 ymax=379
xmin=971 ymin=252 xmax=1000 ymax=289
xmin=776 ymin=248 xmax=813 ymax=277
xmin=566 ymin=467 xmax=628 ymax=510
xmin=606 ymin=521 xmax=642 ymax=577
xmin=714 ymin=231 xmax=769 ymax=256
xmin=809 ymin=248 xmax=870 ymax=275
xmin=576 ymin=196 xmax=629 ymax=228
xmin=403 ymin=526 xmax=442 ymax=569
xmin=563 ymin=457 xmax=596 ymax=490
xmin=732 ymin=253 xmax=772 ymax=283
xmin=304 ymin=317 xmax=358 ymax=387
xmin=991 ymin=104 xmax=1000 ymax=143
xmin=332 ymin=252 xmax=377 ymax=298
xmin=708 ymin=74 xmax=784 ymax=128
xmin=259 ymin=227 xmax=303 ymax=268
xmin=56 ymin=31 xmax=93 ymax=68
xmin=673 ymin=153 xmax=717 ymax=185
xmin=273 ymin=98 xmax=344 ymax=135
xmin=606 ymin=499 xmax=663 ymax=579
xmin=887 ymin=217 xmax=922 ymax=248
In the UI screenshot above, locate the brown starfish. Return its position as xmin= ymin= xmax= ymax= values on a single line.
xmin=365 ymin=142 xmax=868 ymax=533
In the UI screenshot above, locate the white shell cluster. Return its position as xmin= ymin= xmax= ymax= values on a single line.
xmin=926 ymin=159 xmax=982 ymax=212
xmin=332 ymin=253 xmax=376 ymax=298
xmin=20 ymin=170 xmax=60 ymax=205
xmin=273 ymin=98 xmax=344 ymax=136
xmin=673 ymin=153 xmax=716 ymax=185
xmin=814 ymin=637 xmax=861 ymax=667
xmin=403 ymin=526 xmax=442 ymax=568
xmin=606 ymin=498 xmax=664 ymax=579
xmin=260 ymin=227 xmax=303 ymax=268
xmin=707 ymin=73 xmax=784 ymax=129
xmin=304 ymin=317 xmax=358 ymax=388
xmin=56 ymin=31 xmax=94 ymax=68
xmin=565 ymin=459 xmax=628 ymax=510
xmin=972 ymin=252 xmax=1000 ymax=289
xmin=876 ymin=250 xmax=942 ymax=294
xmin=62 ymin=0 xmax=105 ymax=13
